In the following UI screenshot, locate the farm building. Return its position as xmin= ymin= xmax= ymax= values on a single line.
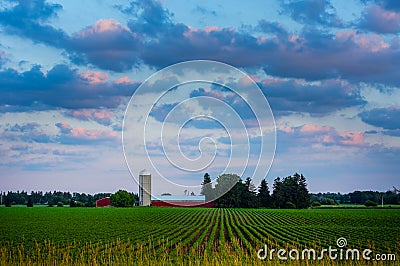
xmin=96 ymin=197 xmax=111 ymax=207
xmin=138 ymin=169 xmax=215 ymax=207
xmin=139 ymin=169 xmax=151 ymax=206
xmin=151 ymin=195 xmax=215 ymax=207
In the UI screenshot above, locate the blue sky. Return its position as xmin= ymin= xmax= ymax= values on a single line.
xmin=0 ymin=0 xmax=399 ymax=195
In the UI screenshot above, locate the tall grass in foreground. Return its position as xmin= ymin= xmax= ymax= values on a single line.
xmin=1 ymin=239 xmax=397 ymax=266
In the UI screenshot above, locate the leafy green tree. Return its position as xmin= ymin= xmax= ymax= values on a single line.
xmin=213 ymin=175 xmax=259 ymax=208
xmin=216 ymin=180 xmax=241 ymax=207
xmin=311 ymin=201 xmax=321 ymax=207
xmin=85 ymin=194 xmax=95 ymax=207
xmin=321 ymin=198 xmax=337 ymax=205
xmin=110 ymin=190 xmax=134 ymax=207
xmin=214 ymin=174 xmax=241 ymax=207
xmin=286 ymin=201 xmax=296 ymax=209
xmin=5 ymin=191 xmax=28 ymax=205
xmin=30 ymin=191 xmax=43 ymax=204
xmin=75 ymin=201 xmax=85 ymax=207
xmin=214 ymin=173 xmax=240 ymax=204
xmin=364 ymin=200 xmax=378 ymax=207
xmin=257 ymin=179 xmax=271 ymax=207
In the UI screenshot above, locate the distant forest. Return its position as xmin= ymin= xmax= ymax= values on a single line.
xmin=310 ymin=190 xmax=400 ymax=205
xmin=2 ymin=172 xmax=399 ymax=208
xmin=1 ymin=191 xmax=138 ymax=207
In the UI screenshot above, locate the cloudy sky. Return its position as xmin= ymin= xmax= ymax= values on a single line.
xmin=0 ymin=0 xmax=399 ymax=195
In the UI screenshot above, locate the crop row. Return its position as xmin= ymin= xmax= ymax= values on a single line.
xmin=0 ymin=207 xmax=399 ymax=264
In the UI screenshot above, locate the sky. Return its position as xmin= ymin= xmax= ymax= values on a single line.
xmin=0 ymin=0 xmax=399 ymax=195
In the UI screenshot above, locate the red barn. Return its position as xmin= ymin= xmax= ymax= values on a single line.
xmin=96 ymin=197 xmax=111 ymax=207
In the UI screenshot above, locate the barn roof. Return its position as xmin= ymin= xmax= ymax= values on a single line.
xmin=151 ymin=195 xmax=205 ymax=201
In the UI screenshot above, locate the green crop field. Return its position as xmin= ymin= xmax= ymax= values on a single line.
xmin=1 ymin=207 xmax=399 ymax=265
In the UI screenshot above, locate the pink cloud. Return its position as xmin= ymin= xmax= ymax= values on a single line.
xmin=357 ymin=34 xmax=389 ymax=52
xmin=200 ymin=88 xmax=225 ymax=101
xmin=239 ymin=75 xmax=258 ymax=86
xmin=204 ymin=26 xmax=221 ymax=33
xmin=77 ymin=19 xmax=130 ymax=36
xmin=181 ymin=26 xmax=237 ymax=51
xmin=183 ymin=25 xmax=222 ymax=38
xmin=71 ymin=19 xmax=141 ymax=72
xmin=66 ymin=109 xmax=114 ymax=126
xmin=70 ymin=109 xmax=91 ymax=119
xmin=336 ymin=30 xmax=389 ymax=52
xmin=322 ymin=135 xmax=334 ymax=144
xmin=81 ymin=71 xmax=109 ymax=84
xmin=278 ymin=125 xmax=294 ymax=133
xmin=300 ymin=124 xmax=332 ymax=133
xmin=336 ymin=29 xmax=357 ymax=42
xmin=93 ymin=111 xmax=112 ymax=120
xmin=70 ymin=127 xmax=118 ymax=141
xmin=361 ymin=5 xmax=400 ymax=34
xmin=338 ymin=131 xmax=364 ymax=146
xmin=114 ymin=76 xmax=132 ymax=84
xmin=56 ymin=121 xmax=118 ymax=144
xmin=280 ymin=124 xmax=366 ymax=147
xmin=58 ymin=122 xmax=70 ymax=128
xmin=55 ymin=121 xmax=71 ymax=131
xmin=257 ymin=36 xmax=268 ymax=45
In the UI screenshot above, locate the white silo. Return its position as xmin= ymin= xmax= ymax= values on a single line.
xmin=139 ymin=169 xmax=151 ymax=206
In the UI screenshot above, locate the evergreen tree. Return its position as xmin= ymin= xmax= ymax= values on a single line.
xmin=297 ymin=174 xmax=310 ymax=208
xmin=257 ymin=179 xmax=271 ymax=207
xmin=282 ymin=174 xmax=298 ymax=208
xmin=243 ymin=177 xmax=258 ymax=208
xmin=271 ymin=174 xmax=310 ymax=209
xmin=272 ymin=177 xmax=284 ymax=208
xmin=201 ymin=173 xmax=214 ymax=201
xmin=231 ymin=180 xmax=245 ymax=207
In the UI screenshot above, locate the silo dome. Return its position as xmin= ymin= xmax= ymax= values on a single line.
xmin=139 ymin=169 xmax=151 ymax=176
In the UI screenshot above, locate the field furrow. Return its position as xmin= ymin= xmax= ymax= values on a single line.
xmin=1 ymin=207 xmax=399 ymax=265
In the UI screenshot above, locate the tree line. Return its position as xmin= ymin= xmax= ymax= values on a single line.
xmin=310 ymin=190 xmax=400 ymax=206
xmin=1 ymin=190 xmax=138 ymax=207
xmin=201 ymin=173 xmax=311 ymax=209
xmin=3 ymin=178 xmax=398 ymax=208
